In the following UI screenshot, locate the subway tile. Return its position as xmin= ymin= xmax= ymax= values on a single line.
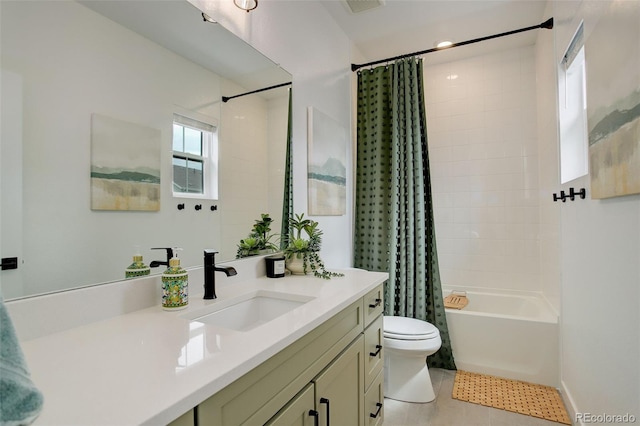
xmin=450 ymin=144 xmax=471 ymax=161
xmin=429 ymin=146 xmax=457 ymax=163
xmin=455 ymin=111 xmax=485 ymax=130
xmin=453 ymin=208 xmax=473 ymax=224
xmin=434 ymin=207 xmax=454 ymax=224
xmin=450 ymin=160 xmax=474 ymax=176
xmin=426 ymin=46 xmax=540 ymax=295
xmin=435 ymin=238 xmax=459 ymax=255
xmin=447 ymin=84 xmax=468 ymax=101
xmin=430 ymin=176 xmax=452 ymax=193
xmin=432 ymin=191 xmax=454 ymax=208
xmin=430 ymin=161 xmax=453 ymax=178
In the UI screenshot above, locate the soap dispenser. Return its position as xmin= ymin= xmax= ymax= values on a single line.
xmin=125 ymin=246 xmax=150 ymax=279
xmin=161 ymin=248 xmax=188 ymax=311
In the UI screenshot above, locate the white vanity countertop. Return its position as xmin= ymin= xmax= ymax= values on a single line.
xmin=19 ymin=268 xmax=387 ymax=425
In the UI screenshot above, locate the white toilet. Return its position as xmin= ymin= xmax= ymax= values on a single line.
xmin=383 ymin=315 xmax=442 ymax=403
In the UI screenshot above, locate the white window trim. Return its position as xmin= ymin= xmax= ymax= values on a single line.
xmin=558 ymin=22 xmax=589 ymax=184
xmin=172 ymin=112 xmax=219 ymax=200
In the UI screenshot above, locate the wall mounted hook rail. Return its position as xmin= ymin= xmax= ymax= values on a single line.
xmin=177 ymin=203 xmax=185 ymax=210
xmin=195 ymin=204 xmax=202 ymax=211
xmin=568 ymin=187 xmax=586 ymax=200
xmin=0 ymin=257 xmax=18 ymax=270
xmin=553 ymin=187 xmax=586 ymax=202
xmin=553 ymin=191 xmax=566 ymax=202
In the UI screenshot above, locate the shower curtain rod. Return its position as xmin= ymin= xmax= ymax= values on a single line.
xmin=351 ymin=17 xmax=553 ymax=72
xmin=222 ymin=81 xmax=292 ymax=102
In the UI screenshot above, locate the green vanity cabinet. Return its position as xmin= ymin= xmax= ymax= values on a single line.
xmin=267 ymin=337 xmax=365 ymax=426
xmin=186 ymin=284 xmax=384 ymax=426
xmin=364 ymin=369 xmax=384 ymax=426
xmin=312 ymin=335 xmax=365 ymax=426
xmin=265 ymin=384 xmax=316 ymax=426
xmin=167 ymin=409 xmax=196 ymax=426
xmin=362 ymin=286 xmax=384 ymax=425
xmin=364 ymin=310 xmax=384 ymax=389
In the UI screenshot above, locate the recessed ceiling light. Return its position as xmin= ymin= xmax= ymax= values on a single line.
xmin=436 ymin=40 xmax=453 ymax=49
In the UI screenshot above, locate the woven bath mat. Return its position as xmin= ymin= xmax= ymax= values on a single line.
xmin=452 ymin=370 xmax=571 ymax=425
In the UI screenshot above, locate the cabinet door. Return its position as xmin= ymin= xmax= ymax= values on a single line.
xmin=364 ymin=370 xmax=384 ymax=426
xmin=363 ymin=286 xmax=383 ymax=328
xmin=266 ymin=383 xmax=317 ymax=426
xmin=364 ymin=314 xmax=383 ymax=391
xmin=198 ymin=300 xmax=363 ymax=425
xmin=313 ymin=336 xmax=365 ymax=426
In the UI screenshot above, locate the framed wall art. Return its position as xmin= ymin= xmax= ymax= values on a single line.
xmin=90 ymin=114 xmax=161 ymax=211
xmin=307 ymin=107 xmax=347 ymax=215
xmin=586 ymin=2 xmax=640 ymax=199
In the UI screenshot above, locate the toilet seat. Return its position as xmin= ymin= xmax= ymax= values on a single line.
xmin=384 ymin=316 xmax=440 ymax=340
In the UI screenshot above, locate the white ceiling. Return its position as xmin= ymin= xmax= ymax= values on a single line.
xmin=79 ymin=0 xmax=549 ymax=90
xmin=321 ymin=0 xmax=550 ymax=67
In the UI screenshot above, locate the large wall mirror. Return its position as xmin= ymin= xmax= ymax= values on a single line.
xmin=0 ymin=0 xmax=291 ymax=300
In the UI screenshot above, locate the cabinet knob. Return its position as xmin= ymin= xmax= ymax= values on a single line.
xmin=369 ymin=298 xmax=382 ymax=309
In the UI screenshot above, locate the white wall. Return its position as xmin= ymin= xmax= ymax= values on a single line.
xmin=426 ymin=46 xmax=541 ymax=293
xmin=191 ymin=0 xmax=354 ymax=268
xmin=553 ymin=0 xmax=640 ymax=421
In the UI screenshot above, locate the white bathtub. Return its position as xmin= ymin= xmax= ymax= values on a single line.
xmin=443 ymin=286 xmax=559 ymax=387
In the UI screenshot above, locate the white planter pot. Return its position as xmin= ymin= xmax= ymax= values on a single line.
xmin=285 ymin=255 xmax=309 ymax=275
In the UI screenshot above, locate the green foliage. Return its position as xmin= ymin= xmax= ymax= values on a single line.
xmin=283 ymin=213 xmax=343 ymax=279
xmin=236 ymin=214 xmax=279 ymax=258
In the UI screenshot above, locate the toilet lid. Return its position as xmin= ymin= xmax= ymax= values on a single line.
xmin=383 ymin=316 xmax=440 ymax=340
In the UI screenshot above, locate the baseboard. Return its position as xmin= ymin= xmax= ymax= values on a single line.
xmin=560 ymin=380 xmax=581 ymax=426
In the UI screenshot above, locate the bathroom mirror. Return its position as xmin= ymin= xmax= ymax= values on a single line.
xmin=0 ymin=0 xmax=291 ymax=300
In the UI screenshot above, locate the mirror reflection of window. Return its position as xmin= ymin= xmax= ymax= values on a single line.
xmin=172 ymin=114 xmax=218 ymax=199
xmin=559 ymin=23 xmax=588 ymax=184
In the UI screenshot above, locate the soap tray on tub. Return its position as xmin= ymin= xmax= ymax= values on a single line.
xmin=444 ymin=291 xmax=468 ymax=310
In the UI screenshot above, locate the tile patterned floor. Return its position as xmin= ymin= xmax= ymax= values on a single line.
xmin=383 ymin=369 xmax=569 ymax=426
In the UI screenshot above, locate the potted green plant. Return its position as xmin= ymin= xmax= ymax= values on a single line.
xmin=236 ymin=213 xmax=279 ymax=258
xmin=283 ymin=213 xmax=343 ymax=279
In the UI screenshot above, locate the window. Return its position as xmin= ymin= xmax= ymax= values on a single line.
xmin=172 ymin=114 xmax=218 ymax=199
xmin=559 ymin=23 xmax=588 ymax=183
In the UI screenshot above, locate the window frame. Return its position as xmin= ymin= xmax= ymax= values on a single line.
xmin=172 ymin=113 xmax=219 ymax=200
xmin=558 ymin=22 xmax=589 ymax=184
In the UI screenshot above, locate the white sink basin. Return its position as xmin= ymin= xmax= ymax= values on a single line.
xmin=184 ymin=291 xmax=314 ymax=332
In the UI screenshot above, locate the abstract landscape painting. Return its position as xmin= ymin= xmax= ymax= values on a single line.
xmin=586 ymin=2 xmax=640 ymax=199
xmin=307 ymin=107 xmax=347 ymax=215
xmin=91 ymin=114 xmax=161 ymax=211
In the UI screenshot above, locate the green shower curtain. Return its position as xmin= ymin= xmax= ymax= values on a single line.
xmin=354 ymin=59 xmax=456 ymax=370
xmin=280 ymin=88 xmax=293 ymax=249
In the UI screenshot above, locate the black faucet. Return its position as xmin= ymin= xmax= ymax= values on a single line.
xmin=204 ymin=249 xmax=237 ymax=300
xmin=150 ymin=247 xmax=173 ymax=268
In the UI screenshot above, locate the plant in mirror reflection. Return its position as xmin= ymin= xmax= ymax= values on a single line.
xmin=236 ymin=213 xmax=279 ymax=258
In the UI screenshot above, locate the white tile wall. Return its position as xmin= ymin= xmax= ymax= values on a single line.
xmin=425 ymin=46 xmax=540 ymax=292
